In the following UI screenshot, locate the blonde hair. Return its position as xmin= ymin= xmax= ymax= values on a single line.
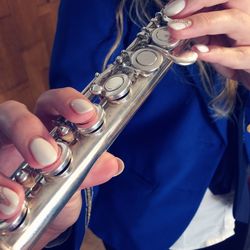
xmin=103 ymin=0 xmax=238 ymax=117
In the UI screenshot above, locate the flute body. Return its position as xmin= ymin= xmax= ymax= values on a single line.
xmin=0 ymin=10 xmax=195 ymax=250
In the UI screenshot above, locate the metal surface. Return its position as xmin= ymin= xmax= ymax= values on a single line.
xmin=104 ymin=74 xmax=131 ymax=101
xmin=131 ymin=48 xmax=163 ymax=73
xmin=0 ymin=8 xmax=196 ymax=250
xmin=0 ymin=201 xmax=28 ymax=233
xmin=151 ymin=27 xmax=179 ymax=49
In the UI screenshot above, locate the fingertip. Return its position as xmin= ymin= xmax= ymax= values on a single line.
xmin=0 ymin=174 xmax=25 ymax=221
xmin=113 ymin=157 xmax=125 ymax=177
xmin=171 ymin=50 xmax=198 ymax=65
xmin=29 ymin=137 xmax=58 ymax=168
xmin=163 ymin=0 xmax=186 ymax=18
xmin=68 ymin=98 xmax=96 ymax=124
xmin=81 ymin=154 xmax=124 ymax=188
xmin=193 ymin=44 xmax=210 ymax=53
xmin=70 ymin=99 xmax=94 ymax=115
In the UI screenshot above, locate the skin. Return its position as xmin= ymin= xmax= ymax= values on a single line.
xmin=0 ymin=88 xmax=121 ymax=249
xmin=1 ymin=0 xmax=250 ymax=248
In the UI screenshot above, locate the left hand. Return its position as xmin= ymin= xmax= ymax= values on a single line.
xmin=0 ymin=88 xmax=124 ymax=249
xmin=165 ymin=0 xmax=250 ymax=88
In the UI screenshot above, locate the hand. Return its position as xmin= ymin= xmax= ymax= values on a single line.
xmin=0 ymin=88 xmax=124 ymax=249
xmin=165 ymin=0 xmax=250 ymax=88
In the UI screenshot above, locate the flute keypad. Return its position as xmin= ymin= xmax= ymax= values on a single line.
xmin=151 ymin=27 xmax=179 ymax=49
xmin=131 ymin=48 xmax=163 ymax=73
xmin=104 ymin=76 xmax=124 ymax=91
xmin=103 ymin=74 xmax=131 ymax=102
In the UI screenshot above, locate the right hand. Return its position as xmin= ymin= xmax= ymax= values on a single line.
xmin=0 ymin=87 xmax=124 ymax=249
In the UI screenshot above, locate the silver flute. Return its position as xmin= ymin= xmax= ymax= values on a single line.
xmin=0 ymin=8 xmax=196 ymax=250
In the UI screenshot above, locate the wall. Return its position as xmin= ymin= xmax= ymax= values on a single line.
xmin=0 ymin=0 xmax=60 ymax=109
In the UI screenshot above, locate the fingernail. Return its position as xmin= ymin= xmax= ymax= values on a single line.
xmin=114 ymin=158 xmax=125 ymax=177
xmin=0 ymin=187 xmax=19 ymax=216
xmin=194 ymin=44 xmax=210 ymax=53
xmin=70 ymin=99 xmax=94 ymax=114
xmin=164 ymin=0 xmax=186 ymax=17
xmin=179 ymin=51 xmax=198 ymax=63
xmin=168 ymin=19 xmax=192 ymax=30
xmin=30 ymin=138 xmax=58 ymax=166
xmin=173 ymin=51 xmax=198 ymax=66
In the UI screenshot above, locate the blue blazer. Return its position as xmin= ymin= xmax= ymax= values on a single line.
xmin=49 ymin=1 xmax=250 ymax=249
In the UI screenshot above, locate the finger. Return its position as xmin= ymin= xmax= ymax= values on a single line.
xmin=171 ymin=50 xmax=198 ymax=65
xmin=0 ymin=101 xmax=58 ymax=168
xmin=211 ymin=63 xmax=236 ymax=79
xmin=51 ymin=190 xmax=82 ymax=230
xmin=168 ymin=9 xmax=250 ymax=45
xmin=0 ymin=146 xmax=23 ymax=177
xmin=35 ymin=87 xmax=96 ymax=128
xmin=0 ymin=173 xmax=24 ymax=220
xmin=193 ymin=44 xmax=250 ymax=71
xmin=164 ymin=0 xmax=228 ymax=18
xmin=194 ymin=36 xmax=236 ymax=79
xmin=80 ymin=152 xmax=124 ymax=188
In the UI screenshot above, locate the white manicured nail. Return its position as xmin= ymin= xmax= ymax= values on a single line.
xmin=168 ymin=19 xmax=192 ymax=30
xmin=173 ymin=51 xmax=198 ymax=66
xmin=194 ymin=44 xmax=210 ymax=53
xmin=164 ymin=0 xmax=186 ymax=17
xmin=0 ymin=187 xmax=19 ymax=216
xmin=179 ymin=51 xmax=198 ymax=64
xmin=113 ymin=158 xmax=125 ymax=177
xmin=30 ymin=138 xmax=57 ymax=166
xmin=70 ymin=99 xmax=94 ymax=114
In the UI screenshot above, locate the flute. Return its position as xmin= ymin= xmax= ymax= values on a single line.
xmin=0 ymin=9 xmax=196 ymax=250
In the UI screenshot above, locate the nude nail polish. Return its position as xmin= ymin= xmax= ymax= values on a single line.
xmin=172 ymin=51 xmax=198 ymax=66
xmin=30 ymin=138 xmax=58 ymax=166
xmin=194 ymin=44 xmax=210 ymax=53
xmin=113 ymin=158 xmax=125 ymax=177
xmin=70 ymin=99 xmax=94 ymax=114
xmin=168 ymin=19 xmax=192 ymax=30
xmin=0 ymin=187 xmax=19 ymax=216
xmin=164 ymin=0 xmax=186 ymax=17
